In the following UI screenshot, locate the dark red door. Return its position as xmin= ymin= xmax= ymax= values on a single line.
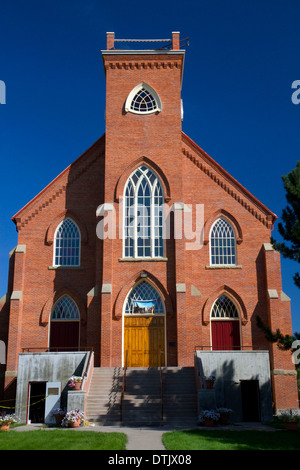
xmin=211 ymin=321 xmax=240 ymax=350
xmin=50 ymin=321 xmax=79 ymax=351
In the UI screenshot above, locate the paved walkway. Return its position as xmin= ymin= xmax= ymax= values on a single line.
xmin=13 ymin=421 xmax=278 ymax=450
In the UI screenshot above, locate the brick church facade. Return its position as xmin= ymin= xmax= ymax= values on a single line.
xmin=0 ymin=32 xmax=298 ymax=420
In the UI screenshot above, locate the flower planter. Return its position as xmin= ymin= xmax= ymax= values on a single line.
xmin=0 ymin=423 xmax=10 ymax=431
xmin=69 ymin=420 xmax=81 ymax=428
xmin=61 ymin=409 xmax=84 ymax=428
xmin=203 ymin=418 xmax=215 ymax=427
xmin=68 ymin=376 xmax=83 ymax=390
xmin=54 ymin=414 xmax=65 ymax=426
xmin=284 ymin=421 xmax=299 ymax=431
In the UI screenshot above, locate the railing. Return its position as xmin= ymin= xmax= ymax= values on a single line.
xmin=120 ymin=350 xmax=128 ymax=422
xmin=21 ymin=346 xmax=94 ymax=353
xmin=194 ymin=345 xmax=268 ymax=351
xmin=159 ymin=349 xmax=164 ymax=422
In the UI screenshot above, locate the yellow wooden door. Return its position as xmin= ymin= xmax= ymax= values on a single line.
xmin=124 ymin=316 xmax=165 ymax=367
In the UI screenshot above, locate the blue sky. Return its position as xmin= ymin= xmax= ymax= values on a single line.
xmin=0 ymin=0 xmax=300 ymax=333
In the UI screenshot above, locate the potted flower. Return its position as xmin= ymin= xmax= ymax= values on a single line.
xmin=51 ymin=408 xmax=66 ymax=426
xmin=68 ymin=375 xmax=83 ymax=390
xmin=61 ymin=409 xmax=84 ymax=428
xmin=216 ymin=407 xmax=232 ymax=425
xmin=204 ymin=375 xmax=216 ymax=389
xmin=198 ymin=409 xmax=220 ymax=427
xmin=278 ymin=409 xmax=300 ymax=430
xmin=0 ymin=413 xmax=18 ymax=431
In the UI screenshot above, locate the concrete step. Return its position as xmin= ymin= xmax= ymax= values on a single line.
xmin=86 ymin=366 xmax=198 ymax=425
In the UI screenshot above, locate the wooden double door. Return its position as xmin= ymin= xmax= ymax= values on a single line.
xmin=124 ymin=315 xmax=165 ymax=367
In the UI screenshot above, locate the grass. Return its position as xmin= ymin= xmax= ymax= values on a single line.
xmin=162 ymin=429 xmax=300 ymax=450
xmin=0 ymin=429 xmax=128 ymax=450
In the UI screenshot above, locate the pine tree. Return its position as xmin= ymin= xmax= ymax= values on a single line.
xmin=271 ymin=161 xmax=300 ymax=288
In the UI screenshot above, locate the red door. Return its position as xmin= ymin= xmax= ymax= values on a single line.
xmin=50 ymin=321 xmax=79 ymax=351
xmin=211 ymin=321 xmax=240 ymax=350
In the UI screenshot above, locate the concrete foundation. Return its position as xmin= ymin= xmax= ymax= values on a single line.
xmin=15 ymin=352 xmax=88 ymax=423
xmin=195 ymin=350 xmax=273 ymax=423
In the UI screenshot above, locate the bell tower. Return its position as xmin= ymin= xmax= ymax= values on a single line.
xmin=101 ymin=31 xmax=185 ymax=202
xmin=99 ymin=33 xmax=186 ymax=366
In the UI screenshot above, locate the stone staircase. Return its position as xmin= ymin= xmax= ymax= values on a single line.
xmin=162 ymin=367 xmax=198 ymax=425
xmin=86 ymin=366 xmax=198 ymax=426
xmin=86 ymin=367 xmax=123 ymax=424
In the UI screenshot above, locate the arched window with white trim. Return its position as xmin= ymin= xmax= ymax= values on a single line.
xmin=211 ymin=294 xmax=241 ymax=350
xmin=124 ymin=165 xmax=164 ymax=258
xmin=210 ymin=217 xmax=236 ymax=266
xmin=53 ymin=218 xmax=81 ymax=267
xmin=50 ymin=296 xmax=80 ymax=351
xmin=51 ymin=296 xmax=80 ymax=320
xmin=124 ymin=281 xmax=165 ymax=315
xmin=125 ymin=83 xmax=162 ymax=115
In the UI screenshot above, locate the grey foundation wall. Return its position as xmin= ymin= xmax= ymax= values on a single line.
xmin=195 ymin=350 xmax=273 ymax=423
xmin=15 ymin=352 xmax=88 ymax=423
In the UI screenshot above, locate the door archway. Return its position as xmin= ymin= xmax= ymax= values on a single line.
xmin=49 ymin=296 xmax=80 ymax=351
xmin=123 ymin=280 xmax=166 ymax=367
xmin=210 ymin=294 xmax=241 ymax=350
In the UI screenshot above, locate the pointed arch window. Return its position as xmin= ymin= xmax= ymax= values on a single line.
xmin=211 ymin=295 xmax=239 ymax=319
xmin=54 ymin=218 xmax=81 ymax=267
xmin=124 ymin=165 xmax=164 ymax=258
xmin=125 ymin=83 xmax=162 ymax=115
xmin=124 ymin=281 xmax=165 ymax=315
xmin=210 ymin=217 xmax=236 ymax=265
xmin=51 ymin=296 xmax=80 ymax=320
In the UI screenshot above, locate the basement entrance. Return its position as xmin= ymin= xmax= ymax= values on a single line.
xmin=241 ymin=380 xmax=261 ymax=421
xmin=28 ymin=382 xmax=46 ymax=423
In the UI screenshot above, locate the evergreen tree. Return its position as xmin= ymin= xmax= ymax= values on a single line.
xmin=271 ymin=161 xmax=300 ymax=288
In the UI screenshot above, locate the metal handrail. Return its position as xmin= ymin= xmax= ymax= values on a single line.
xmin=194 ymin=345 xmax=267 ymax=351
xmin=120 ymin=350 xmax=128 ymax=422
xmin=21 ymin=346 xmax=94 ymax=353
xmin=159 ymin=348 xmax=163 ymax=422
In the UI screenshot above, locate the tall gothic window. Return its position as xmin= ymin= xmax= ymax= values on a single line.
xmin=54 ymin=218 xmax=81 ymax=266
xmin=210 ymin=217 xmax=236 ymax=265
xmin=124 ymin=165 xmax=164 ymax=258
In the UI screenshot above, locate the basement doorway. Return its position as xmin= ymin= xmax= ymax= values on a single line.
xmin=241 ymin=380 xmax=261 ymax=422
xmin=28 ymin=382 xmax=46 ymax=424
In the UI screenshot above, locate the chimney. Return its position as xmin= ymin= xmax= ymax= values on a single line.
xmin=106 ymin=32 xmax=115 ymax=50
xmin=172 ymin=31 xmax=180 ymax=50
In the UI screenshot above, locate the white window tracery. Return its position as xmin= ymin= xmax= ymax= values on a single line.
xmin=54 ymin=218 xmax=80 ymax=266
xmin=211 ymin=295 xmax=239 ymax=319
xmin=51 ymin=296 xmax=80 ymax=320
xmin=124 ymin=165 xmax=164 ymax=258
xmin=125 ymin=83 xmax=162 ymax=115
xmin=210 ymin=217 xmax=236 ymax=265
xmin=124 ymin=281 xmax=165 ymax=315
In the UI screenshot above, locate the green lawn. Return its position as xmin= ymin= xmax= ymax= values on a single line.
xmin=162 ymin=429 xmax=300 ymax=450
xmin=0 ymin=429 xmax=128 ymax=450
